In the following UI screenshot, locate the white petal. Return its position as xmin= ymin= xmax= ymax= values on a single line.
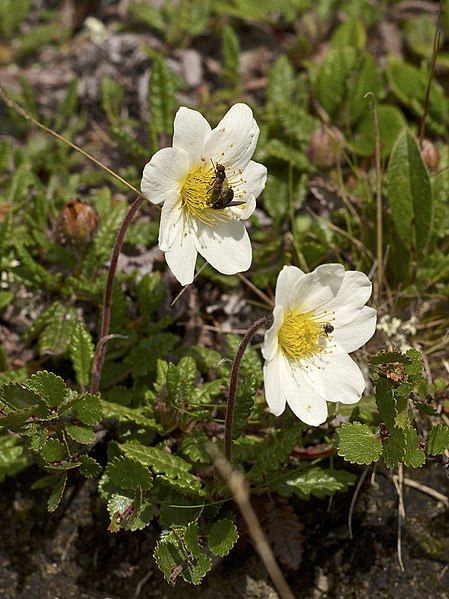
xmin=158 ymin=192 xmax=183 ymax=251
xmin=262 ymin=305 xmax=284 ymax=362
xmin=202 ymin=103 xmax=259 ymax=173
xmin=193 ymin=218 xmax=252 ymax=275
xmin=333 ymin=306 xmax=377 ymax=353
xmin=324 ymin=271 xmax=373 ymax=326
xmin=173 ymin=107 xmax=211 ymax=169
xmin=228 ymin=197 xmax=256 ymax=220
xmin=141 ymin=147 xmax=189 ymax=205
xmin=164 ymin=225 xmax=197 ymax=285
xmin=263 ymin=353 xmax=287 ymax=416
xmin=275 ymin=265 xmax=306 ymax=308
xmin=289 ymin=263 xmax=345 ymax=313
xmin=284 ymin=359 xmax=328 ymax=425
xmin=231 ymin=160 xmax=267 ymax=203
xmin=303 ymin=344 xmax=366 ymax=405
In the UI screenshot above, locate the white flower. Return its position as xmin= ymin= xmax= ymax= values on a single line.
xmin=140 ymin=103 xmax=267 ymax=285
xmin=262 ymin=264 xmax=377 ymax=426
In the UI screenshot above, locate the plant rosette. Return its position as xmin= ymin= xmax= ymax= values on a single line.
xmin=140 ymin=103 xmax=267 ymax=285
xmin=262 ymin=264 xmax=377 ymax=425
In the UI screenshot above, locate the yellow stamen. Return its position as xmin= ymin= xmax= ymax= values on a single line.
xmin=180 ymin=164 xmax=217 ymax=226
xmin=278 ymin=311 xmax=324 ymax=360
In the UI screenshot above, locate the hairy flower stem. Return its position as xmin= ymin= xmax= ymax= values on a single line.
xmin=224 ymin=314 xmax=273 ymax=463
xmin=90 ymin=196 xmax=144 ymax=394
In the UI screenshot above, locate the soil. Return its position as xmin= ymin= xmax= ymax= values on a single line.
xmin=1 ymin=464 xmax=448 ymax=598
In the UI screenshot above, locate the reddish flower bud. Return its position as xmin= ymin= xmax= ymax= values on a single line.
xmin=58 ymin=199 xmax=99 ymax=243
xmin=307 ymin=125 xmax=345 ymax=169
xmin=421 ymin=139 xmax=439 ymax=171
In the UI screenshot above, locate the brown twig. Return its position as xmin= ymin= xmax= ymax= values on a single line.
xmin=224 ymin=314 xmax=273 ymax=462
xmin=237 ymin=273 xmax=274 ymax=307
xmin=212 ymin=449 xmax=295 ymax=599
xmin=90 ymin=196 xmax=144 ymax=393
xmin=418 ymin=1 xmax=442 ymax=146
xmin=348 ymin=466 xmax=370 ymax=540
xmin=365 ymin=92 xmax=383 ymax=306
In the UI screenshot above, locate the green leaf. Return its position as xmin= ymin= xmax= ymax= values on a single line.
xmin=427 ymin=424 xmax=449 ymax=456
xmin=107 ymin=489 xmax=153 ymax=532
xmin=120 ymin=441 xmax=203 ymax=495
xmin=100 ymin=76 xmax=124 ymax=124
xmin=351 ymin=104 xmax=407 ymax=158
xmin=330 ymin=18 xmax=366 ymax=49
xmin=65 ymin=425 xmax=96 ymax=445
xmin=337 ymin=421 xmax=382 ymax=465
xmin=272 ymin=467 xmax=356 ymax=500
xmin=47 ymin=473 xmax=67 ymax=512
xmin=154 ymin=527 xmax=212 ymax=586
xmin=70 ymin=322 xmax=94 ymax=389
xmin=41 ymin=438 xmax=67 ymax=463
xmin=0 ymin=434 xmax=28 ymax=482
xmin=148 ymin=55 xmax=178 ymax=136
xmin=136 ymin=271 xmax=165 ymax=315
xmin=69 ymin=393 xmax=103 ymax=426
xmin=105 ymin=456 xmax=153 ymax=490
xmin=207 ymin=519 xmax=238 ymax=557
xmin=232 ymin=374 xmax=255 ymax=440
xmin=375 ymin=377 xmax=396 ymax=432
xmin=248 ymin=428 xmax=300 ymax=481
xmin=0 ymin=290 xmax=13 ymax=312
xmin=382 ymin=427 xmax=406 ymax=469
xmin=181 ymin=434 xmax=211 ymax=464
xmin=222 ymin=25 xmax=240 ymax=86
xmin=38 ymin=304 xmax=78 ymax=355
xmin=29 ymin=427 xmax=48 ymax=451
xmin=387 ymin=129 xmax=432 ymax=254
xmin=403 ymin=425 xmax=426 ymax=468
xmin=0 ymin=382 xmax=46 ymax=411
xmin=79 ymin=455 xmax=102 ymax=478
xmin=27 ymin=371 xmax=68 ymax=408
xmin=128 ymin=1 xmax=164 ymax=31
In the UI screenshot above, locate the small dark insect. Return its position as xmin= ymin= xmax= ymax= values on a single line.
xmin=210 ymin=163 xmax=245 ymax=210
xmin=323 ymin=323 xmax=334 ymax=336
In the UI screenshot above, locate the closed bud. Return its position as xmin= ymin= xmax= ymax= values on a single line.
xmin=307 ymin=125 xmax=345 ymax=169
xmin=421 ymin=139 xmax=439 ymax=171
xmin=58 ymin=199 xmax=99 ymax=243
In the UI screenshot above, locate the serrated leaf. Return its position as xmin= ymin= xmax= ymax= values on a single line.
xmin=403 ymin=426 xmax=426 ymax=468
xmin=120 ymin=441 xmax=203 ymax=495
xmin=107 ymin=489 xmax=153 ymax=532
xmin=148 ymin=55 xmax=177 ymax=136
xmin=0 ymin=434 xmax=28 ymax=482
xmin=100 ymin=76 xmax=124 ymax=124
xmin=272 ymin=467 xmax=356 ymax=500
xmin=70 ymin=322 xmax=94 ymax=389
xmin=207 ymin=519 xmax=238 ymax=557
xmin=181 ymin=434 xmax=210 ymax=464
xmin=47 ymin=473 xmax=67 ymax=512
xmin=232 ymin=374 xmax=255 ymax=440
xmin=41 ymin=438 xmax=67 ymax=463
xmin=248 ymin=428 xmax=299 ymax=481
xmin=136 ymin=271 xmax=165 ymax=315
xmin=38 ymin=304 xmax=78 ymax=355
xmin=387 ymin=129 xmax=432 ymax=254
xmin=382 ymin=427 xmax=406 ymax=469
xmin=154 ymin=528 xmax=212 ymax=586
xmin=0 ymin=382 xmax=46 ymax=411
xmin=314 ymin=46 xmax=357 ymax=118
xmin=68 ymin=392 xmax=103 ymax=425
xmin=265 ymin=500 xmax=304 ymax=571
xmin=29 ymin=428 xmax=48 ymax=451
xmin=337 ymin=421 xmax=382 ymax=465
xmin=222 ymin=25 xmax=240 ymax=86
xmin=79 ymin=455 xmax=102 ymax=478
xmin=27 ymin=371 xmax=68 ymax=408
xmin=427 ymin=424 xmax=449 ymax=456
xmin=330 ymin=17 xmax=366 ymax=49
xmin=65 ymin=425 xmax=96 ymax=445
xmin=106 ymin=456 xmax=153 ymax=490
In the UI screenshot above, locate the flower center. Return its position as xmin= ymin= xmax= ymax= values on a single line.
xmin=180 ymin=164 xmax=219 ymax=226
xmin=278 ymin=311 xmax=324 ymax=360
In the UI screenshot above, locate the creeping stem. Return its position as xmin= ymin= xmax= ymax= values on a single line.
xmin=90 ymin=195 xmax=144 ymax=394
xmin=224 ymin=314 xmax=273 ymax=463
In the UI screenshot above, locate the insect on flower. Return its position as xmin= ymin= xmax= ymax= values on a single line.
xmin=262 ymin=264 xmax=377 ymax=426
xmin=140 ymin=103 xmax=267 ymax=285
